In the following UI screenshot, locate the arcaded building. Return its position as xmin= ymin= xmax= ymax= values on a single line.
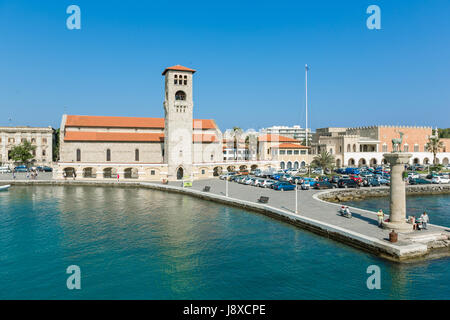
xmin=312 ymin=125 xmax=450 ymax=167
xmin=55 ymin=65 xmax=276 ymax=181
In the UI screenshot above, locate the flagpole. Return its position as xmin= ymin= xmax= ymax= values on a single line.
xmin=305 ymin=64 xmax=308 ymax=148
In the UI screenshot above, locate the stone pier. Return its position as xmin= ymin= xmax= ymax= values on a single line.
xmin=382 ymin=153 xmax=414 ymax=233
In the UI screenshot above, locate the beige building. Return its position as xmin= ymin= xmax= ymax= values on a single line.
xmin=0 ymin=126 xmax=53 ymax=167
xmin=312 ymin=125 xmax=450 ymax=167
xmin=258 ymin=134 xmax=311 ymax=169
xmin=55 ymin=65 xmax=276 ymax=181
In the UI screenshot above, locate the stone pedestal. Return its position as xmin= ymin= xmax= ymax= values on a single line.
xmin=382 ymin=153 xmax=413 ymax=233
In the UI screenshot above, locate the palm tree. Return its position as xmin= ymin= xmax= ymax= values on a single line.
xmin=425 ymin=133 xmax=444 ymax=165
xmin=232 ymin=127 xmax=243 ymax=160
xmin=312 ymin=151 xmax=335 ymax=171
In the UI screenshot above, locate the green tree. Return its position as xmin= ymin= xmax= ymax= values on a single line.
xmin=312 ymin=151 xmax=335 ymax=170
xmin=438 ymin=128 xmax=450 ymax=138
xmin=425 ymin=133 xmax=444 ymax=165
xmin=9 ymin=140 xmax=36 ymax=165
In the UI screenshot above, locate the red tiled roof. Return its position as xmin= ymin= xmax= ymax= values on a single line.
xmin=64 ymin=131 xmax=164 ymax=142
xmin=258 ymin=134 xmax=299 ymax=143
xmin=64 ymin=131 xmax=218 ymax=143
xmin=162 ymin=65 xmax=196 ymax=75
xmin=273 ymin=143 xmax=309 ymax=149
xmin=193 ymin=134 xmax=218 ymax=143
xmin=65 ymin=115 xmax=217 ymax=130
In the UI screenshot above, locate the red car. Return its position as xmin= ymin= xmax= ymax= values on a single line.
xmin=349 ymin=175 xmax=363 ymax=184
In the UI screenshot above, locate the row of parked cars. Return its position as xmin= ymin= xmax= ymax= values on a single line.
xmin=0 ymin=165 xmax=53 ymax=173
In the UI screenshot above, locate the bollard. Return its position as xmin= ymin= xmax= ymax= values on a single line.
xmin=389 ymin=230 xmax=398 ymax=243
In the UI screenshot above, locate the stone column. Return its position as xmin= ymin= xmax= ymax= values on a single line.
xmin=382 ymin=153 xmax=413 ymax=233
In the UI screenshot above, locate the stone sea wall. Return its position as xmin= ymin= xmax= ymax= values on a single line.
xmin=318 ymin=184 xmax=450 ymax=203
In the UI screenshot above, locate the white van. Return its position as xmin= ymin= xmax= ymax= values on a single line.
xmin=0 ymin=166 xmax=12 ymax=174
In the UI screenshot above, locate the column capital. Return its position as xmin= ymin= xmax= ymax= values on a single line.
xmin=383 ymin=153 xmax=412 ymax=165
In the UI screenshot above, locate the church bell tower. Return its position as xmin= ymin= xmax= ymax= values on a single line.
xmin=162 ymin=65 xmax=196 ymax=180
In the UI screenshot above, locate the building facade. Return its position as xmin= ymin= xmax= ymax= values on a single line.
xmin=312 ymin=125 xmax=450 ymax=167
xmin=55 ymin=65 xmax=276 ymax=181
xmin=0 ymin=126 xmax=53 ymax=167
xmin=260 ymin=125 xmax=313 ymax=142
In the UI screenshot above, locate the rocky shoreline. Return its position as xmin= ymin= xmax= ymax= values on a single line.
xmin=318 ymin=184 xmax=450 ymax=203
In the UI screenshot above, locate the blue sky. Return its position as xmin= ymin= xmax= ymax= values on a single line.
xmin=0 ymin=0 xmax=449 ymax=131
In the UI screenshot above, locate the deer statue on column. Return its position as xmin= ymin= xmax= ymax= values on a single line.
xmin=391 ymin=131 xmax=404 ymax=152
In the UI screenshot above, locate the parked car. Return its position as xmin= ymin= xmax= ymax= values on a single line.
xmin=345 ymin=167 xmax=360 ymax=175
xmin=239 ymin=170 xmax=249 ymax=175
xmin=407 ymin=172 xmax=420 ymax=179
xmin=0 ymin=166 xmax=12 ymax=174
xmin=262 ymin=180 xmax=276 ymax=188
xmin=431 ymin=176 xmax=450 ymax=184
xmin=349 ymin=175 xmax=363 ymax=184
xmin=363 ymin=178 xmax=381 ymax=187
xmin=337 ymin=179 xmax=360 ymax=188
xmin=313 ymin=181 xmax=335 ymax=189
xmin=36 ymin=166 xmax=53 ymax=172
xmin=300 ymin=183 xmax=310 ymax=190
xmin=409 ymin=178 xmax=431 ymax=185
xmin=14 ymin=165 xmax=28 ymax=172
xmin=272 ymin=182 xmax=296 ymax=191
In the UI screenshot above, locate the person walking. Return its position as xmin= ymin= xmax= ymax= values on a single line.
xmin=420 ymin=212 xmax=429 ymax=230
xmin=117 ymin=173 xmax=120 ymax=183
xmin=377 ymin=209 xmax=384 ymax=227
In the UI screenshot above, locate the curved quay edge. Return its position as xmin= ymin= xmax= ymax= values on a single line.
xmin=3 ymin=180 xmax=450 ymax=263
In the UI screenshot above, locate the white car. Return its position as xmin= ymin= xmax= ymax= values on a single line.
xmin=408 ymin=172 xmax=420 ymax=179
xmin=0 ymin=166 xmax=11 ymax=174
xmin=431 ymin=176 xmax=450 ymax=184
xmin=262 ymin=180 xmax=275 ymax=188
xmin=301 ymin=183 xmax=310 ymax=190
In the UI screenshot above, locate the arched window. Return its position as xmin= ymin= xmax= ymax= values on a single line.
xmin=174 ymin=74 xmax=178 ymax=85
xmin=353 ymin=144 xmax=356 ymax=152
xmin=329 ymin=148 xmax=333 ymax=154
xmin=76 ymin=149 xmax=81 ymax=162
xmin=280 ymin=162 xmax=285 ymax=169
xmin=184 ymin=75 xmax=187 ymax=85
xmin=347 ymin=144 xmax=351 ymax=152
xmin=175 ymin=90 xmax=186 ymax=101
xmin=135 ymin=149 xmax=139 ymax=161
xmin=106 ymin=149 xmax=111 ymax=162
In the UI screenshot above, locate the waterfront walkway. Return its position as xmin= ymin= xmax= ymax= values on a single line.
xmin=156 ymin=179 xmax=449 ymax=261
xmin=2 ymin=177 xmax=449 ymax=261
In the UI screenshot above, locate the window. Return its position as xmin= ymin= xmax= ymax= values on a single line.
xmin=42 ymin=150 xmax=46 ymax=156
xmin=404 ymin=145 xmax=409 ymax=152
xmin=280 ymin=150 xmax=286 ymax=155
xmin=21 ymin=138 xmax=26 ymax=143
xmin=347 ymin=144 xmax=351 ymax=152
xmin=294 ymin=150 xmax=299 ymax=155
xmin=210 ymin=154 xmax=214 ymax=161
xmin=106 ymin=149 xmax=111 ymax=161
xmin=300 ymin=150 xmax=306 ymax=155
xmin=31 ymin=138 xmax=36 ymax=143
xmin=414 ymin=144 xmax=419 ymax=152
xmin=174 ymin=74 xmax=178 ymax=85
xmin=184 ymin=75 xmax=187 ymax=85
xmin=42 ymin=138 xmax=47 ymax=144
xmin=287 ymin=150 xmax=293 ymax=155
xmin=175 ymin=90 xmax=186 ymax=101
xmin=135 ymin=149 xmax=139 ymax=161
xmin=382 ymin=144 xmax=388 ymax=152
xmin=201 ymin=169 xmax=205 ymax=174
xmin=151 ymin=170 xmax=155 ymax=175
xmin=8 ymin=138 xmax=15 ymax=143
xmin=76 ymin=149 xmax=81 ymax=162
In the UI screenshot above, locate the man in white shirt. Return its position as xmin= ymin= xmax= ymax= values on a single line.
xmin=420 ymin=212 xmax=429 ymax=230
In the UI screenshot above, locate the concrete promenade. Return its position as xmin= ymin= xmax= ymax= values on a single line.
xmin=145 ymin=179 xmax=450 ymax=262
xmin=1 ymin=177 xmax=449 ymax=262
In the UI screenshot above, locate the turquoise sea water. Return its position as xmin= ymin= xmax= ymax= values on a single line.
xmin=0 ymin=186 xmax=449 ymax=299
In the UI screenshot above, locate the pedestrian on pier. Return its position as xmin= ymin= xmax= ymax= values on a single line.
xmin=377 ymin=209 xmax=384 ymax=227
xmin=420 ymin=212 xmax=429 ymax=230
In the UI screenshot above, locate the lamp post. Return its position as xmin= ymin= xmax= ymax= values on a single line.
xmin=295 ymin=184 xmax=298 ymax=214
xmin=226 ymin=176 xmax=229 ymax=197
